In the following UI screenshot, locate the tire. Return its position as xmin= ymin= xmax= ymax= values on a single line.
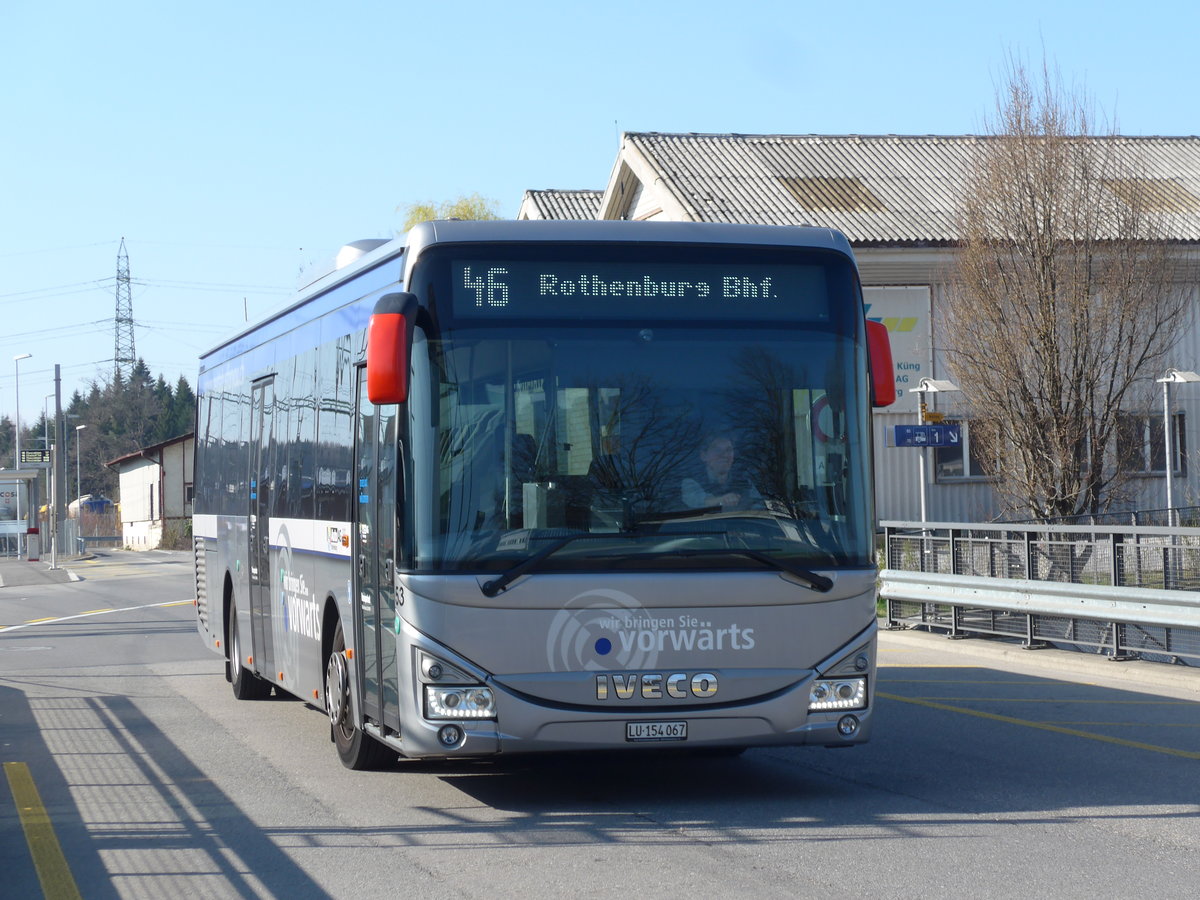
xmin=229 ymin=608 xmax=273 ymax=700
xmin=326 ymin=620 xmax=394 ymax=770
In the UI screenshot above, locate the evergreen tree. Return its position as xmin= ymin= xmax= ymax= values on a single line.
xmin=53 ymin=359 xmax=197 ymax=500
xmin=151 ymin=375 xmax=174 ymax=443
xmin=0 ymin=414 xmax=13 ymax=468
xmin=170 ymin=377 xmax=196 ymax=437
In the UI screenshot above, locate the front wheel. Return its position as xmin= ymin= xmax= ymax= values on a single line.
xmin=326 ymin=620 xmax=394 ymax=770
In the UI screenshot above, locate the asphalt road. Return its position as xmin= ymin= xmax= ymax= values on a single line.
xmin=2 ymin=551 xmax=1199 ymax=899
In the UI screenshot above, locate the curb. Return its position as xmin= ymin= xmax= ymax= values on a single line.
xmin=880 ymin=622 xmax=1200 ymax=696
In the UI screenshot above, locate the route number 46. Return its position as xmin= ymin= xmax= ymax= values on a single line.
xmin=462 ymin=266 xmax=510 ymax=308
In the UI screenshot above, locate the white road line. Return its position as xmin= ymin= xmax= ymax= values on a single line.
xmin=0 ymin=600 xmax=195 ymax=634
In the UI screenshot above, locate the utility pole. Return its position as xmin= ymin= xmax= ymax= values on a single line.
xmin=54 ymin=365 xmax=66 ymax=563
xmin=114 ymin=237 xmax=136 ymax=381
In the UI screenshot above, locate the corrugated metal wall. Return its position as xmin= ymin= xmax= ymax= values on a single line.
xmin=583 ymin=134 xmax=1200 ymax=524
xmin=867 ymin=277 xmax=1200 ymax=523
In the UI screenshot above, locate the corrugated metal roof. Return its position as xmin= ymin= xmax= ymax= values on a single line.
xmin=520 ymin=189 xmax=603 ymax=220
xmin=618 ymin=133 xmax=1200 ymax=244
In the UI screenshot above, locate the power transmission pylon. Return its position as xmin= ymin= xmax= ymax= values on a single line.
xmin=114 ymin=237 xmax=136 ymax=381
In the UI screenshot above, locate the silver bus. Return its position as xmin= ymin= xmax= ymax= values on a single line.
xmin=192 ymin=219 xmax=896 ymax=768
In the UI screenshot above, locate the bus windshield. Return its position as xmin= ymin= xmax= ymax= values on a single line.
xmin=414 ymin=325 xmax=872 ymax=574
xmin=399 ymin=240 xmax=873 ymax=576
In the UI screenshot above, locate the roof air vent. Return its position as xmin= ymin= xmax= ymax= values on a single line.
xmin=335 ymin=239 xmax=390 ymax=269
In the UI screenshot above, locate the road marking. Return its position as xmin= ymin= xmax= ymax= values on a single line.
xmin=882 ymin=662 xmax=987 ymax=668
xmin=884 ymin=678 xmax=1081 ymax=685
xmin=3 ymin=762 xmax=82 ymax=900
xmin=0 ymin=600 xmax=195 ymax=634
xmin=888 ymin=696 xmax=1193 ymax=705
xmin=879 ymin=691 xmax=1200 ymax=760
xmin=1047 ymin=721 xmax=1200 ymax=728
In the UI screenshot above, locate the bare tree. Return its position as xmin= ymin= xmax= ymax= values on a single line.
xmin=942 ymin=58 xmax=1189 ymax=521
xmin=722 ymin=347 xmax=798 ymax=508
xmin=584 ymin=374 xmax=700 ymax=511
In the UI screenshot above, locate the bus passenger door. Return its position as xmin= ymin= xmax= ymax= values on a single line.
xmin=354 ymin=370 xmax=400 ymax=731
xmin=248 ymin=377 xmax=275 ymax=677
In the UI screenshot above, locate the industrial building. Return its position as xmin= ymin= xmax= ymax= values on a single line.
xmin=520 ymin=132 xmax=1200 ymax=521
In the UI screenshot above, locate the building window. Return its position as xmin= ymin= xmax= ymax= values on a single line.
xmin=934 ymin=421 xmax=993 ymax=480
xmin=1117 ymin=413 xmax=1186 ymax=475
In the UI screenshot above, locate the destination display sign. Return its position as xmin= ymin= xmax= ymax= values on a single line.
xmin=450 ymin=260 xmax=831 ymax=321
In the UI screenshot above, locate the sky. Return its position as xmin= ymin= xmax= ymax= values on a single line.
xmin=1 ymin=0 xmax=1197 ymax=433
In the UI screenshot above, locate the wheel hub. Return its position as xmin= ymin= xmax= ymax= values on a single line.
xmin=230 ymin=622 xmax=242 ymax=679
xmin=326 ymin=651 xmax=350 ymax=729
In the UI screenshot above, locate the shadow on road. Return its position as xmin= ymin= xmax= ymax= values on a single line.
xmin=0 ymin=684 xmax=332 ymax=899
xmin=5 ymin=659 xmax=1199 ymax=893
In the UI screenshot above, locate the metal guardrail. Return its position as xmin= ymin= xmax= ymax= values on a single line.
xmin=880 ymin=520 xmax=1200 ymax=665
xmin=1008 ymin=505 xmax=1200 ymax=528
xmin=80 ymin=535 xmax=123 ymax=547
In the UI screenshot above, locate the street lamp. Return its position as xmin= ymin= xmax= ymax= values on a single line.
xmin=42 ymin=392 xmax=55 ymax=499
xmin=912 ymin=378 xmax=961 ymax=523
xmin=14 ymin=353 xmax=31 ymax=555
xmin=1155 ymin=368 xmax=1200 ymax=523
xmin=42 ymin=393 xmax=54 ymax=442
xmin=75 ymin=424 xmax=87 ymax=508
xmin=13 ymin=353 xmax=32 ymax=465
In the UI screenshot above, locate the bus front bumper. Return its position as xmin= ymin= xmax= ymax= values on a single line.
xmin=395 ymin=674 xmax=872 ymax=758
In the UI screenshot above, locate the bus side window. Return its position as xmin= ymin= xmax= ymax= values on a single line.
xmin=316 ymin=338 xmax=354 ymax=522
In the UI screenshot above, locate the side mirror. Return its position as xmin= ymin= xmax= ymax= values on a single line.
xmin=865 ymin=320 xmax=896 ymax=408
xmin=367 ymin=292 xmax=419 ymax=403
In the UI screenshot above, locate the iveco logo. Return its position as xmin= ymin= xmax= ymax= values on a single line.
xmin=595 ymin=672 xmax=718 ymax=701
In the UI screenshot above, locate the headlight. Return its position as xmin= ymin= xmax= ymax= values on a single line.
xmin=418 ymin=651 xmax=473 ymax=684
xmin=425 ymin=686 xmax=496 ymax=720
xmin=808 ymin=677 xmax=867 ymax=712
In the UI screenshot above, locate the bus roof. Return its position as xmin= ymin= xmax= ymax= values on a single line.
xmin=199 ymin=219 xmax=856 ymax=363
xmin=405 ymin=218 xmax=854 ymax=257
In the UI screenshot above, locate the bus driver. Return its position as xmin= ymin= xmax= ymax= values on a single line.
xmin=680 ymin=434 xmax=762 ymax=511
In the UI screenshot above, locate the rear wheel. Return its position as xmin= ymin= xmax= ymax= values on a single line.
xmin=326 ymin=620 xmax=394 ymax=770
xmin=229 ymin=609 xmax=273 ymax=700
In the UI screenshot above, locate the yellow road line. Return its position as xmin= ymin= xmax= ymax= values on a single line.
xmin=0 ymin=599 xmax=196 ymax=634
xmin=879 ymin=691 xmax=1200 ymax=761
xmin=1046 ymin=722 xmax=1200 ymax=728
xmin=883 ymin=678 xmax=1079 ymax=685
xmin=3 ymin=762 xmax=82 ymax=900
xmin=882 ymin=663 xmax=988 ymax=668
xmin=891 ymin=696 xmax=1193 ymax=705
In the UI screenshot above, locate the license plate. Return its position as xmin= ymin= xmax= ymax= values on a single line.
xmin=626 ymin=720 xmax=687 ymax=742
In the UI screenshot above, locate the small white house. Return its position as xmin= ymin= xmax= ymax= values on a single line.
xmin=106 ymin=433 xmax=194 ymax=549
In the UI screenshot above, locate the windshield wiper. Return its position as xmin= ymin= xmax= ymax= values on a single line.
xmin=480 ymin=533 xmax=645 ymax=597
xmin=480 ymin=535 xmax=833 ymax=597
xmin=644 ymin=547 xmax=834 ymax=592
xmin=637 ymin=506 xmax=723 ymax=523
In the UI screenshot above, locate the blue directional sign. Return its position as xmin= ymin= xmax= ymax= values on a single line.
xmin=892 ymin=424 xmax=962 ymax=447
